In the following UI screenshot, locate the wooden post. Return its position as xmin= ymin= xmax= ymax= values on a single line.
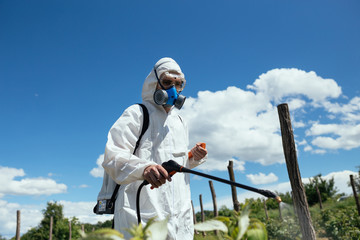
xmin=81 ymin=224 xmax=85 ymax=233
xmin=291 ymin=191 xmax=297 ymax=217
xmin=316 ymin=184 xmax=323 ymax=210
xmin=209 ymin=180 xmax=218 ymax=235
xmin=278 ymin=201 xmax=283 ymax=221
xmin=16 ymin=210 xmax=20 ymax=240
xmin=263 ymin=200 xmax=269 ymax=220
xmin=69 ymin=220 xmax=72 ymax=240
xmin=209 ymin=181 xmax=218 ymax=217
xmin=277 ymin=103 xmax=316 ymax=240
xmin=227 ymin=160 xmax=240 ymax=211
xmin=191 ymin=200 xmax=198 ymax=235
xmin=199 ymin=194 xmax=206 ymax=236
xmin=49 ymin=216 xmax=53 ymax=240
xmin=350 ymin=175 xmax=360 ymax=216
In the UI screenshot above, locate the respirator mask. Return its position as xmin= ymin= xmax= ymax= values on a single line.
xmin=153 ymin=69 xmax=186 ymax=110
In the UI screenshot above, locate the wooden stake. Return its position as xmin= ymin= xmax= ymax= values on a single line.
xmin=277 ymin=103 xmax=316 ymax=240
xmin=199 ymin=194 xmax=206 ymax=236
xmin=191 ymin=200 xmax=198 ymax=235
xmin=49 ymin=216 xmax=53 ymax=240
xmin=209 ymin=180 xmax=218 ymax=235
xmin=350 ymin=175 xmax=360 ymax=216
xmin=263 ymin=200 xmax=269 ymax=220
xmin=227 ymin=160 xmax=240 ymax=211
xmin=16 ymin=210 xmax=20 ymax=240
xmin=69 ymin=220 xmax=72 ymax=240
xmin=316 ymin=184 xmax=323 ymax=210
xmin=209 ymin=181 xmax=218 ymax=217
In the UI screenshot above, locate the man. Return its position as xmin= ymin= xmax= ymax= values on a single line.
xmin=102 ymin=57 xmax=207 ymax=239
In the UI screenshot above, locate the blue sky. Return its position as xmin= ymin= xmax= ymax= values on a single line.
xmin=1 ymin=0 xmax=360 ymax=238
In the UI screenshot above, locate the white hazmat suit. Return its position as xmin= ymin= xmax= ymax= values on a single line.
xmin=101 ymin=58 xmax=206 ymax=240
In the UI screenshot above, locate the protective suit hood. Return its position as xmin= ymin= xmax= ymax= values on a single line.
xmin=142 ymin=57 xmax=184 ymax=103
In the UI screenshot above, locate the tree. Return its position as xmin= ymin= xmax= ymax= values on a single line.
xmin=21 ymin=202 xmax=81 ymax=240
xmin=304 ymin=174 xmax=338 ymax=206
xmin=218 ymin=205 xmax=234 ymax=217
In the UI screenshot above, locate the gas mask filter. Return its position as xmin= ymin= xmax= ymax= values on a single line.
xmin=154 ymin=86 xmax=186 ymax=109
xmin=153 ymin=69 xmax=186 ymax=109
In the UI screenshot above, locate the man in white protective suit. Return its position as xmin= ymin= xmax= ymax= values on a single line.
xmin=102 ymin=57 xmax=208 ymax=239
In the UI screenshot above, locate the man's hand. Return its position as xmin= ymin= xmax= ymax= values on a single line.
xmin=143 ymin=164 xmax=172 ymax=189
xmin=190 ymin=143 xmax=207 ymax=161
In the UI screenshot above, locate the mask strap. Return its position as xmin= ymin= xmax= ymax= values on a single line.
xmin=154 ymin=67 xmax=166 ymax=90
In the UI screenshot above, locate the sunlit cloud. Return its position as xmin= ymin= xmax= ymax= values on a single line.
xmin=90 ymin=154 xmax=104 ymax=178
xmin=0 ymin=166 xmax=67 ymax=196
xmin=181 ymin=68 xmax=359 ymax=170
xmin=246 ymin=172 xmax=278 ymax=185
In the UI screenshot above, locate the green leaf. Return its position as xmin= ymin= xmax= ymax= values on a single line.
xmin=194 ymin=220 xmax=228 ymax=232
xmin=146 ymin=218 xmax=168 ymax=240
xmin=236 ymin=205 xmax=250 ymax=240
xmin=246 ymin=228 xmax=267 ymax=240
xmin=80 ymin=228 xmax=125 ymax=240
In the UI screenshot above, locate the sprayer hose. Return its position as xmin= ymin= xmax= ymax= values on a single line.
xmin=136 ymin=181 xmax=147 ymax=224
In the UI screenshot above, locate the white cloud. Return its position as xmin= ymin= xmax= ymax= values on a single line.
xmin=197 ymin=158 xmax=245 ymax=172
xmin=181 ymin=68 xmax=360 ymax=167
xmin=246 ymin=172 xmax=278 ymax=185
xmin=304 ymin=145 xmax=313 ymax=152
xmin=0 ymin=166 xmax=67 ymax=196
xmin=182 ymin=87 xmax=285 ymax=168
xmin=322 ymin=170 xmax=357 ymax=194
xmin=90 ymin=154 xmax=104 ymax=178
xmin=59 ymin=200 xmax=113 ymax=224
xmin=307 ymin=123 xmax=360 ymax=150
xmin=246 ymin=68 xmax=342 ymax=103
xmin=288 ymin=98 xmax=307 ymax=110
xmin=322 ymin=97 xmax=360 ymax=122
xmin=0 ymin=200 xmax=44 ymax=239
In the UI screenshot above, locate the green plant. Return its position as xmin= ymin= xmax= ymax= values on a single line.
xmin=125 ymin=218 xmax=168 ymax=240
xmin=79 ymin=228 xmax=124 ymax=240
xmin=80 ymin=218 xmax=168 ymax=240
xmin=265 ymin=217 xmax=301 ymax=240
xmin=194 ymin=204 xmax=268 ymax=240
xmin=320 ymin=207 xmax=360 ymax=239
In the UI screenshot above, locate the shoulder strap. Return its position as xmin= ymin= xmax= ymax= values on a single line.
xmin=134 ymin=104 xmax=149 ymax=154
xmin=110 ymin=104 xmax=149 ymax=205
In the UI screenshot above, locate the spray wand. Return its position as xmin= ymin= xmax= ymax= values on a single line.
xmin=137 ymin=160 xmax=281 ymax=224
xmin=162 ymin=160 xmax=282 ymax=202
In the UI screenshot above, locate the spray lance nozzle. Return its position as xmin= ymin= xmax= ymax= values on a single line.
xmin=161 ymin=160 xmax=282 ymax=203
